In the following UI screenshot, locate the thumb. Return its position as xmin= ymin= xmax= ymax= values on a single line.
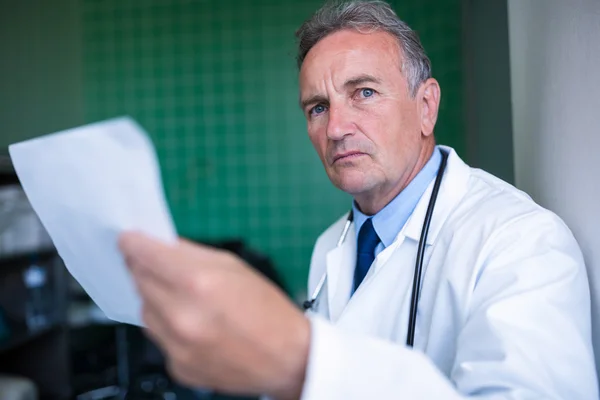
xmin=118 ymin=231 xmax=174 ymax=267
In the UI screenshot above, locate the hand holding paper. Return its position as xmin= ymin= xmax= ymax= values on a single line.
xmin=9 ymin=117 xmax=310 ymax=397
xmin=9 ymin=117 xmax=177 ymax=326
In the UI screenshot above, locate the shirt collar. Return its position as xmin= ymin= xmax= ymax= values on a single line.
xmin=352 ymin=147 xmax=442 ymax=248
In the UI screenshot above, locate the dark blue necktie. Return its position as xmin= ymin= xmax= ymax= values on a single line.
xmin=353 ymin=218 xmax=380 ymax=292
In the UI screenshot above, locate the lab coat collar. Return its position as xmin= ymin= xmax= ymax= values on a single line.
xmin=325 ymin=217 xmax=356 ymax=322
xmin=403 ymin=145 xmax=470 ymax=245
xmin=323 ymin=146 xmax=469 ymax=321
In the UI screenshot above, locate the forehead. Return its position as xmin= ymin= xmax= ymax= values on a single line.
xmin=299 ymin=29 xmax=403 ymax=88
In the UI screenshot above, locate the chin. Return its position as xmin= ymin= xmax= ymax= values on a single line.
xmin=330 ymin=171 xmax=376 ymax=195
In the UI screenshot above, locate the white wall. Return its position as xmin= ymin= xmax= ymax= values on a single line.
xmin=508 ymin=0 xmax=600 ymax=378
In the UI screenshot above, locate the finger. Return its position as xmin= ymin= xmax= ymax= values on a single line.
xmin=134 ymin=268 xmax=188 ymax=347
xmin=139 ymin=292 xmax=205 ymax=380
xmin=118 ymin=231 xmax=175 ymax=267
xmin=133 ymin=237 xmax=229 ymax=287
xmin=131 ymin=265 xmax=179 ymax=314
xmin=167 ymin=358 xmax=208 ymax=389
xmin=119 ymin=231 xmax=184 ymax=287
xmin=128 ymin=256 xmax=181 ymax=292
xmin=176 ymin=238 xmax=230 ymax=262
xmin=140 ymin=302 xmax=173 ymax=349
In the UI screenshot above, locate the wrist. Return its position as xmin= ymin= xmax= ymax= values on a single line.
xmin=268 ymin=312 xmax=310 ymax=400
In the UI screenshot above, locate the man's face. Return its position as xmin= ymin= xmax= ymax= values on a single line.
xmin=299 ymin=29 xmax=428 ymax=201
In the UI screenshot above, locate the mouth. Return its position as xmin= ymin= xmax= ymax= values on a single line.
xmin=332 ymin=151 xmax=367 ymax=164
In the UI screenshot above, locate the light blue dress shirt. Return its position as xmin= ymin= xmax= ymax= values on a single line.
xmin=352 ymin=146 xmax=442 ymax=257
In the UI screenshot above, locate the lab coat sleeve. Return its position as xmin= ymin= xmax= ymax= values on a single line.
xmin=301 ymin=315 xmax=463 ymax=399
xmin=299 ymin=212 xmax=598 ymax=399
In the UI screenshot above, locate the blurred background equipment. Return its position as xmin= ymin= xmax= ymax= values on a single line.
xmin=0 ymin=375 xmax=38 ymax=400
xmin=0 ymin=155 xmax=285 ymax=400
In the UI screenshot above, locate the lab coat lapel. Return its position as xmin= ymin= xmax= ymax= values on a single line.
xmin=403 ymin=146 xmax=470 ymax=245
xmin=366 ymin=147 xmax=468 ymax=279
xmin=321 ymin=147 xmax=470 ymax=326
xmin=336 ymin=239 xmax=416 ymax=341
xmin=337 ymin=147 xmax=472 ymax=338
xmin=324 ymin=223 xmax=356 ymax=322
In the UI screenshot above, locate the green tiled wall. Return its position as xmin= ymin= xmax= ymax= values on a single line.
xmin=82 ymin=0 xmax=464 ymax=299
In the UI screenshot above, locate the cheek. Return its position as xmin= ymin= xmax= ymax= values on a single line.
xmin=307 ymin=121 xmax=328 ymax=156
xmin=366 ymin=103 xmax=416 ymax=149
xmin=355 ymin=109 xmax=393 ymax=154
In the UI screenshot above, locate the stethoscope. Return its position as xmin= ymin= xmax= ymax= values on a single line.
xmin=303 ymin=148 xmax=449 ymax=347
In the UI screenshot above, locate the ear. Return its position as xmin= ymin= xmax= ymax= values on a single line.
xmin=418 ymin=78 xmax=441 ymax=137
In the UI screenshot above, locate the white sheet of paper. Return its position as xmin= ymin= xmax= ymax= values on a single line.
xmin=8 ymin=116 xmax=177 ymax=326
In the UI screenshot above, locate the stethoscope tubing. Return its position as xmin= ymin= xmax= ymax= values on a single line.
xmin=303 ymin=149 xmax=449 ymax=348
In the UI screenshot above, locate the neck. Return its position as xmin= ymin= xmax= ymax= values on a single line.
xmin=355 ymin=141 xmax=436 ymax=216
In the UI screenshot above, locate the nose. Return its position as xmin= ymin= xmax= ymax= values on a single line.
xmin=326 ymin=103 xmax=355 ymax=141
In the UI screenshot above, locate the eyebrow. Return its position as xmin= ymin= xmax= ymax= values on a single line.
xmin=299 ymin=74 xmax=382 ymax=110
xmin=344 ymin=74 xmax=382 ymax=88
xmin=300 ymin=94 xmax=328 ymax=111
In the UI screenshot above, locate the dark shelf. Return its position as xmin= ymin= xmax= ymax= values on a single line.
xmin=0 ymin=248 xmax=57 ymax=270
xmin=0 ymin=153 xmax=18 ymax=186
xmin=0 ymin=324 xmax=58 ymax=354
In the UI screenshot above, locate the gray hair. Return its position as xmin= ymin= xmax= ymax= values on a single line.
xmin=295 ymin=0 xmax=432 ymax=97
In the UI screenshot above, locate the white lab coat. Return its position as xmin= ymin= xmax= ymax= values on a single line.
xmin=300 ymin=146 xmax=599 ymax=399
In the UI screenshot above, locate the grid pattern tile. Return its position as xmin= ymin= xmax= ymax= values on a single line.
xmin=82 ymin=0 xmax=464 ymax=300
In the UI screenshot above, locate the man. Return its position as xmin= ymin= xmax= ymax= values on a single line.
xmin=119 ymin=1 xmax=599 ymax=399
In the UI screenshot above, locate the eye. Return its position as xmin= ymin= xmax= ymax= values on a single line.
xmin=310 ymin=104 xmax=327 ymax=116
xmin=359 ymin=88 xmax=375 ymax=98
